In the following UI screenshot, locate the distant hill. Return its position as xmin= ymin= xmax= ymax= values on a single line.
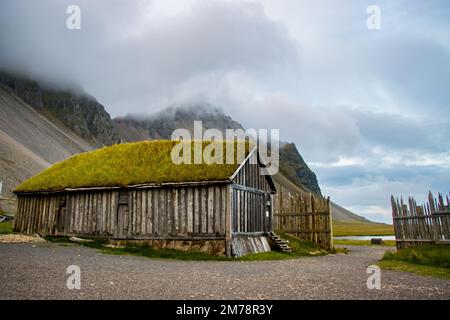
xmin=330 ymin=202 xmax=372 ymax=224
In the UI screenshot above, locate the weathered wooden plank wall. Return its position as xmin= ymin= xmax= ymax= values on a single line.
xmin=13 ymin=194 xmax=64 ymax=236
xmin=391 ymin=191 xmax=450 ymax=249
xmin=230 ymin=150 xmax=273 ymax=235
xmin=231 ymin=187 xmax=268 ymax=233
xmin=272 ymin=182 xmax=333 ymax=249
xmin=125 ymin=186 xmax=228 ymax=239
xmin=14 ymin=185 xmax=229 ymax=240
xmin=232 ymin=150 xmax=272 ymax=193
xmin=231 ymin=235 xmax=271 ymax=258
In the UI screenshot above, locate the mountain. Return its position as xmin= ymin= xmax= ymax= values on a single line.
xmin=278 ymin=142 xmax=322 ymax=195
xmin=114 ymin=103 xmax=243 ymax=141
xmin=0 ymin=72 xmax=373 ymax=225
xmin=0 ymin=71 xmax=120 ymax=147
xmin=114 ymin=103 xmax=322 ymax=195
xmin=272 ymin=173 xmax=371 ymax=224
xmin=0 ymin=84 xmax=94 ymax=211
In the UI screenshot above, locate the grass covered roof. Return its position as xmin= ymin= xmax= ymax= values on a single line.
xmin=15 ymin=140 xmax=253 ymax=192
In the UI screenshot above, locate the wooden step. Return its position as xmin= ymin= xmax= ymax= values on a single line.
xmin=268 ymin=232 xmax=293 ymax=253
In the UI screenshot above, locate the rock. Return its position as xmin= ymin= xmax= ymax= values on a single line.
xmin=371 ymin=238 xmax=385 ymax=245
xmin=69 ymin=236 xmax=94 ymax=243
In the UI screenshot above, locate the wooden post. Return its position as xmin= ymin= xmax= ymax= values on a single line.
xmin=327 ymin=196 xmax=333 ymax=249
xmin=225 ymin=185 xmax=233 ymax=257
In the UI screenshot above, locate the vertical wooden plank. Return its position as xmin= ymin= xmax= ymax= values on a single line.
xmin=105 ymin=193 xmax=110 ymax=235
xmin=25 ymin=197 xmax=31 ymax=234
xmin=79 ymin=193 xmax=85 ymax=234
xmin=25 ymin=197 xmax=30 ymax=234
xmin=72 ymin=194 xmax=78 ymax=233
xmin=178 ymin=188 xmax=183 ymax=235
xmin=152 ymin=189 xmax=159 ymax=235
xmin=200 ymin=187 xmax=206 ymax=234
xmin=16 ymin=197 xmax=23 ymax=233
xmin=31 ymin=196 xmax=38 ymax=234
xmin=34 ymin=196 xmax=41 ymax=234
xmin=89 ymin=193 xmax=94 ymax=234
xmin=214 ymin=186 xmax=220 ymax=234
xmin=81 ymin=193 xmax=86 ymax=234
xmin=159 ymin=189 xmax=165 ymax=235
xmin=26 ymin=197 xmax=31 ymax=234
xmin=111 ymin=191 xmax=117 ymax=237
xmin=31 ymin=196 xmax=37 ymax=234
xmin=66 ymin=194 xmax=72 ymax=234
xmin=141 ymin=190 xmax=147 ymax=235
xmin=30 ymin=196 xmax=36 ymax=234
xmin=19 ymin=197 xmax=26 ymax=233
xmin=100 ymin=193 xmax=106 ymax=235
xmin=187 ymin=187 xmax=194 ymax=234
xmin=221 ymin=186 xmax=227 ymax=235
xmin=173 ymin=189 xmax=179 ymax=234
xmin=147 ymin=189 xmax=153 ymax=235
xmin=208 ymin=186 xmax=214 ymax=234
xmin=225 ymin=185 xmax=232 ymax=256
xmin=13 ymin=198 xmax=20 ymax=232
xmin=136 ymin=190 xmax=142 ymax=236
xmin=62 ymin=194 xmax=69 ymax=235
xmin=92 ymin=193 xmax=97 ymax=234
xmin=192 ymin=188 xmax=198 ymax=234
xmin=236 ymin=190 xmax=241 ymax=233
xmin=165 ymin=188 xmax=170 ymax=235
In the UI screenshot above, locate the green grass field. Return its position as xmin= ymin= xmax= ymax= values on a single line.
xmin=379 ymin=245 xmax=450 ymax=279
xmin=333 ymin=222 xmax=394 ymax=236
xmin=333 ymin=239 xmax=396 ymax=247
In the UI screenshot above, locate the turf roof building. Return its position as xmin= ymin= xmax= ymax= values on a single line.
xmin=13 ymin=141 xmax=277 ymax=257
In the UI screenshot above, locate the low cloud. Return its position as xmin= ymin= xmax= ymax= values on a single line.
xmin=0 ymin=0 xmax=300 ymax=116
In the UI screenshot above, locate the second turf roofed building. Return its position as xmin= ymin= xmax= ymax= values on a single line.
xmin=13 ymin=140 xmax=277 ymax=257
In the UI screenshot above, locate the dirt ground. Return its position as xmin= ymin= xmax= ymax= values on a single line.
xmin=0 ymin=243 xmax=449 ymax=300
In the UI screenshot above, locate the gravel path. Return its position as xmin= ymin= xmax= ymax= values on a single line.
xmin=0 ymin=243 xmax=449 ymax=299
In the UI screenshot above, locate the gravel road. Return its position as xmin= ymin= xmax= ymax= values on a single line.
xmin=0 ymin=243 xmax=449 ymax=299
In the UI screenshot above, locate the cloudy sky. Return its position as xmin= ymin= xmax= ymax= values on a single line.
xmin=1 ymin=0 xmax=449 ymax=223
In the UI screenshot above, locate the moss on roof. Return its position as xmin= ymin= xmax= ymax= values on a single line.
xmin=15 ymin=140 xmax=252 ymax=192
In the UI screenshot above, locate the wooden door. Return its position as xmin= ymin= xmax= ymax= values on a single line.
xmin=115 ymin=191 xmax=130 ymax=239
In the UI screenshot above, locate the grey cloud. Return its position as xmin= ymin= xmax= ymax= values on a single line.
xmin=348 ymin=107 xmax=450 ymax=153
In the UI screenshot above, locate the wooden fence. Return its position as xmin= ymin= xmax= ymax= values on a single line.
xmin=272 ymin=175 xmax=333 ymax=249
xmin=391 ymin=191 xmax=450 ymax=249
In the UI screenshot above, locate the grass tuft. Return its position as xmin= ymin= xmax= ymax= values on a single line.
xmin=379 ymin=245 xmax=450 ymax=279
xmin=0 ymin=221 xmax=13 ymax=234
